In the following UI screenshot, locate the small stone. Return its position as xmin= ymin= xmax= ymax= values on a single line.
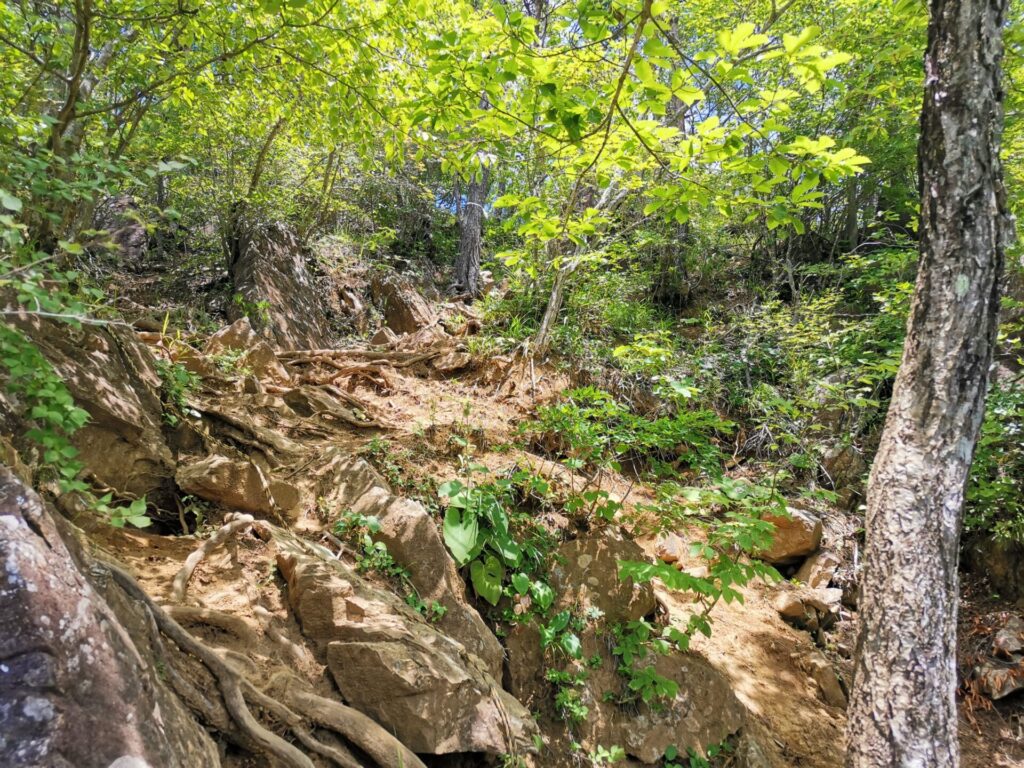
xmin=655 ymin=533 xmax=686 ymax=564
xmin=795 ymin=551 xmax=841 ymax=589
xmin=242 ymin=375 xmax=262 ymax=395
xmin=807 ymin=655 xmax=847 ymax=709
xmin=757 ymin=507 xmax=823 ymax=564
xmin=974 ymin=661 xmax=1024 ymax=700
xmin=774 ymin=586 xmax=840 ymax=632
xmin=993 ymin=615 xmax=1024 ymax=659
xmin=370 ymin=327 xmax=397 ymax=347
xmin=243 ymin=341 xmax=291 ymax=383
xmin=431 ymin=350 xmax=472 ymax=373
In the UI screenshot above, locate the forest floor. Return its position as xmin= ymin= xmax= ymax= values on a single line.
xmin=85 ymin=331 xmax=1024 ymax=767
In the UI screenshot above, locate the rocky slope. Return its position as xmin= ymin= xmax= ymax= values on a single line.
xmin=1 ymin=234 xmax=1021 ymax=768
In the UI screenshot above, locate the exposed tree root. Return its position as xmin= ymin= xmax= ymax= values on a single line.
xmin=281 ymin=685 xmax=429 ymax=768
xmin=104 ymin=560 xmax=317 ymax=768
xmin=142 ymin=606 xmax=239 ymax=740
xmin=165 ymin=604 xmax=258 ymax=644
xmin=282 ymin=346 xmax=446 ymax=369
xmin=171 ymin=514 xmax=255 ymax=603
xmin=241 ymin=678 xmax=362 ymax=768
xmin=253 ymin=604 xmax=316 ymax=667
xmin=106 ymin=555 xmax=427 ymax=768
xmin=199 ymin=405 xmax=302 ymax=456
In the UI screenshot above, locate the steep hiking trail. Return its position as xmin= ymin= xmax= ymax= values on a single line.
xmin=2 ymin=245 xmax=1022 ymax=768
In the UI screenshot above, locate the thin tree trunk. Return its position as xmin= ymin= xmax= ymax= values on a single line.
xmin=845 ymin=0 xmax=1012 ymax=765
xmin=454 ymin=166 xmax=490 ymax=298
xmin=844 ymin=179 xmax=859 ymax=250
xmin=247 ymin=117 xmax=287 ymax=200
xmin=533 ymin=184 xmax=627 ymax=355
xmin=534 ymin=255 xmax=574 ymax=354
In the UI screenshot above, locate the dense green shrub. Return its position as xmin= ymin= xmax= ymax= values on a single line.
xmin=966 ymin=378 xmax=1024 ymax=542
xmin=529 ymin=386 xmax=732 ymax=477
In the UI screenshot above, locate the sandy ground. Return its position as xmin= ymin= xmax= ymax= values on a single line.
xmin=88 ymin=352 xmax=1024 ymax=767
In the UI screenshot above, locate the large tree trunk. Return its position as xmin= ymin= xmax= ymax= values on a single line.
xmin=454 ymin=167 xmax=490 ymax=298
xmin=845 ymin=0 xmax=1012 ymax=765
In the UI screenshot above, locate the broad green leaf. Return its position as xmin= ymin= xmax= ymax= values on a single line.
xmin=470 ymin=555 xmax=504 ymax=605
xmin=0 ymin=189 xmax=22 ymax=212
xmin=443 ymin=507 xmax=479 ymax=566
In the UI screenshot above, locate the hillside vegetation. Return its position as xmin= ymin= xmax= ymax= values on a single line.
xmin=1 ymin=1 xmax=1022 ymax=767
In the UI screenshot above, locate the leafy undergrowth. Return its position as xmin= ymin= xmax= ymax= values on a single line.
xmin=341 ymin=347 xmax=1023 ymax=768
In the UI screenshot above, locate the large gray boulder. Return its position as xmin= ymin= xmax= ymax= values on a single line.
xmin=0 ymin=467 xmax=219 ymax=767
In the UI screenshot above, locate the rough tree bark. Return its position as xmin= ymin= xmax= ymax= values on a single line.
xmin=455 ymin=166 xmax=490 ymax=298
xmin=846 ymin=0 xmax=1013 ymax=765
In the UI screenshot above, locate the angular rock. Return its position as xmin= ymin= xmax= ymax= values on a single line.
xmin=95 ymin=194 xmax=149 ymax=271
xmin=0 ymin=468 xmax=219 ymax=767
xmin=8 ymin=313 xmax=175 ymax=502
xmin=229 ymin=221 xmax=332 ymax=350
xmin=655 ymin=532 xmax=686 ymax=564
xmin=774 ymin=586 xmax=842 ymax=632
xmin=966 ymin=535 xmax=1024 ymax=601
xmin=431 ymin=349 xmax=472 ymax=373
xmin=794 ymin=550 xmax=841 ymax=589
xmin=172 ymin=344 xmax=218 ymax=378
xmin=993 ymin=615 xmax=1024 ymax=658
xmin=480 ymin=269 xmax=495 ymax=294
xmin=974 ymin=615 xmax=1024 ymax=700
xmin=370 ymin=327 xmax=397 ymax=347
xmin=974 ymin=661 xmax=1024 ymax=700
xmin=242 ymin=341 xmax=291 ymax=383
xmin=275 ymin=534 xmax=536 ymax=755
xmin=396 ymin=323 xmax=450 ymax=351
xmin=803 ymin=653 xmax=847 ymax=709
xmin=268 ymin=479 xmax=301 ymax=514
xmin=757 ymin=507 xmax=823 ymax=564
xmin=205 ymin=316 xmax=259 ymax=355
xmin=549 ymin=528 xmax=657 ymax=623
xmin=505 ymin=622 xmax=755 ymax=764
xmin=820 ymin=443 xmax=867 ymax=508
xmin=370 ymin=274 xmax=437 ymax=335
xmin=175 ymin=454 xmax=278 ymax=516
xmin=326 ymin=455 xmax=504 ymax=679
